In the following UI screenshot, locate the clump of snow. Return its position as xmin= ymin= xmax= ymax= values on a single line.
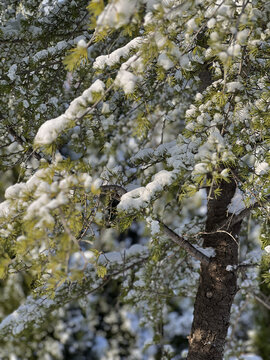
xmin=193 ymin=163 xmax=208 ymax=174
xmin=146 ymin=217 xmax=160 ymax=236
xmin=237 ymin=29 xmax=249 ymax=44
xmin=227 ymin=44 xmax=241 ymax=57
xmin=157 ymin=53 xmax=174 ymax=70
xmin=0 ymin=201 xmax=12 ymax=218
xmin=99 ymin=251 xmax=122 ymax=264
xmin=227 ymin=187 xmax=246 ymax=215
xmin=207 ymin=18 xmax=216 ymax=28
xmin=154 ymin=31 xmax=167 ymax=48
xmin=241 ymin=355 xmax=262 ymax=360
xmin=97 ymin=0 xmax=139 ymax=29
xmin=264 ymin=245 xmax=270 ymax=254
xmin=255 ymin=161 xmax=269 ymax=175
xmin=35 ymin=80 xmax=105 ymax=146
xmin=126 ymin=244 xmax=147 ymax=257
xmin=5 ymin=183 xmax=26 ymax=200
xmin=226 ymin=265 xmax=237 ymax=271
xmin=226 ymin=81 xmax=244 ymax=92
xmin=118 ymin=170 xmax=176 ymax=212
xmin=7 ymin=64 xmax=17 ymax=81
xmin=34 ymin=115 xmax=68 ymax=146
xmin=93 ymin=37 xmax=142 ymax=69
xmin=98 ymin=245 xmax=148 ymax=265
xmin=114 ymin=69 xmax=138 ymax=94
xmin=77 ymin=39 xmax=87 ymax=48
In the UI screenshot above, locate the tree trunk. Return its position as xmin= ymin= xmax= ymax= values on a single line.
xmin=187 ymin=180 xmax=242 ymax=360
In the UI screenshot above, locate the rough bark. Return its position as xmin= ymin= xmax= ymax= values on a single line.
xmin=187 ymin=180 xmax=242 ymax=360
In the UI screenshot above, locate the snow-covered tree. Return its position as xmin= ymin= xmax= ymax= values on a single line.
xmin=0 ymin=0 xmax=269 ymax=359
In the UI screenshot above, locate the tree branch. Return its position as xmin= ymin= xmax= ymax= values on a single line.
xmin=101 ymin=184 xmax=210 ymax=265
xmin=0 ymin=245 xmax=149 ymax=339
xmin=159 ymin=222 xmax=210 ymax=265
xmin=254 ymin=292 xmax=270 ymax=311
xmin=7 ymin=125 xmax=42 ymax=161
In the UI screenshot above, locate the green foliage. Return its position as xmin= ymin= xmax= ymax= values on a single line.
xmin=63 ymin=46 xmax=88 ymax=72
xmin=133 ymin=113 xmax=151 ymax=139
xmin=0 ymin=0 xmax=270 ymax=357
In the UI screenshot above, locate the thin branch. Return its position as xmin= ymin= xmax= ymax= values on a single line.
xmin=100 ymin=184 xmax=127 ymax=200
xmin=254 ymin=293 xmax=270 ymax=311
xmin=159 ymin=222 xmax=210 ymax=266
xmin=100 ymin=184 xmax=210 ymax=265
xmin=7 ymin=125 xmax=42 ymax=161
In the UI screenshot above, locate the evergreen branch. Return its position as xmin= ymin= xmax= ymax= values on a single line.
xmin=101 ymin=185 xmax=210 ymax=265
xmin=0 ymin=245 xmax=149 ymax=339
xmin=7 ymin=125 xmax=42 ymax=161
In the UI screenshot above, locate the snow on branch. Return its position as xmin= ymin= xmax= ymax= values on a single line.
xmin=0 ymin=245 xmax=149 ymax=339
xmin=102 ymin=185 xmax=211 ymax=265
xmin=93 ymin=37 xmax=143 ymax=69
xmin=34 ymin=79 xmax=105 ymax=146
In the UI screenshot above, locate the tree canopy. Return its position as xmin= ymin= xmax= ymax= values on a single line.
xmin=0 ymin=0 xmax=269 ymax=359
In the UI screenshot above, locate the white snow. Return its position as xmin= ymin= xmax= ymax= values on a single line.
xmin=226 ymin=265 xmax=237 ymax=271
xmin=7 ymin=64 xmax=17 ymax=81
xmin=114 ymin=69 xmax=138 ymax=94
xmin=118 ymin=170 xmax=175 ymax=212
xmin=93 ymin=37 xmax=142 ymax=69
xmin=147 ymin=217 xmax=160 ymax=236
xmin=226 ymin=81 xmax=244 ymax=92
xmin=150 ymin=220 xmax=160 ymax=235
xmin=227 ymin=187 xmax=246 ymax=215
xmin=255 ymin=161 xmax=269 ymax=175
xmin=241 ymin=355 xmax=262 ymax=360
xmin=264 ymin=245 xmax=270 ymax=254
xmin=97 ymin=0 xmax=139 ymax=29
xmin=237 ymin=29 xmax=249 ymax=44
xmin=0 ymin=201 xmax=12 ymax=218
xmin=157 ymin=53 xmax=174 ymax=70
xmin=77 ymin=39 xmax=87 ymax=48
xmin=35 ymin=80 xmax=105 ymax=146
xmin=227 ymin=44 xmax=241 ymax=57
xmin=154 ymin=32 xmax=167 ymax=48
xmin=4 ymin=183 xmax=26 ymax=199
xmin=98 ymin=245 xmax=147 ymax=265
xmin=207 ymin=18 xmax=216 ymax=28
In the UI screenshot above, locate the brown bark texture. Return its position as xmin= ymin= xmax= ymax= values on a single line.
xmin=187 ymin=180 xmax=242 ymax=360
